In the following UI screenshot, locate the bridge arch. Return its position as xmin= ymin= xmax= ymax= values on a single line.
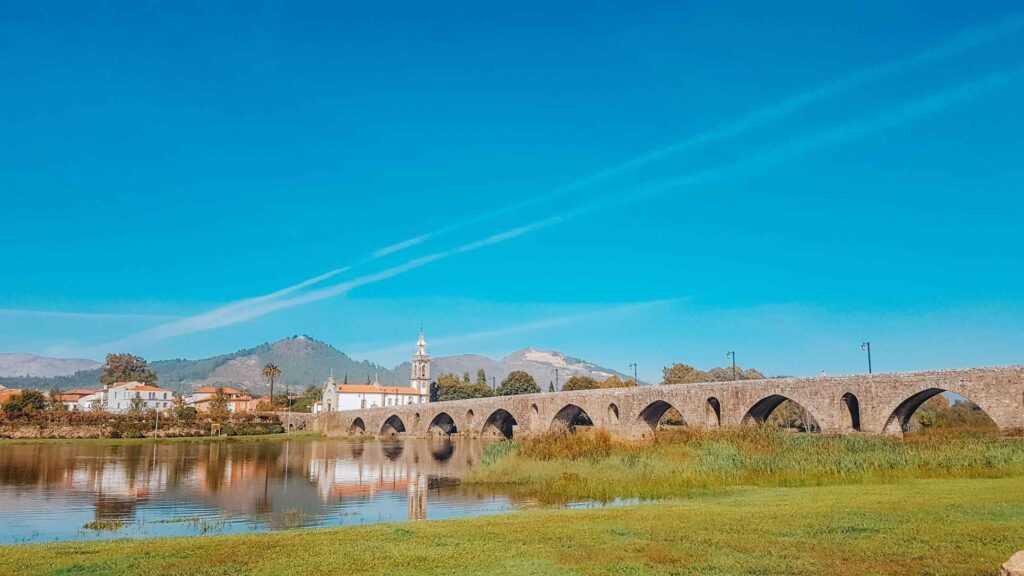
xmin=529 ymin=403 xmax=541 ymax=431
xmin=882 ymin=388 xmax=998 ymax=434
xmin=841 ymin=392 xmax=861 ymax=432
xmin=349 ymin=417 xmax=366 ymax=436
xmin=705 ymin=397 xmax=722 ymax=428
xmin=607 ymin=403 xmax=620 ymax=425
xmin=552 ymin=404 xmax=593 ymax=432
xmin=428 ymin=412 xmax=458 ymax=436
xmin=637 ymin=400 xmax=683 ymax=433
xmin=380 ymin=414 xmax=407 ymax=437
xmin=742 ymin=394 xmax=820 ymax=432
xmin=481 ymin=409 xmax=518 ymax=439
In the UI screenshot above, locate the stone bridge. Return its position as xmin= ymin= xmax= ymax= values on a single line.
xmin=313 ymin=366 xmax=1024 ymax=439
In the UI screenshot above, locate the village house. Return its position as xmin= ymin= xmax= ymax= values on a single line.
xmin=0 ymin=385 xmax=23 ymax=407
xmin=314 ymin=332 xmax=431 ymax=413
xmin=186 ymin=386 xmax=269 ymax=413
xmin=76 ymin=382 xmax=173 ymax=413
xmin=54 ymin=389 xmax=100 ymax=411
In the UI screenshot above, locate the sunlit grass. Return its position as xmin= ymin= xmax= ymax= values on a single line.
xmin=469 ymin=427 xmax=1024 ymax=502
xmin=4 ymin=478 xmax=1023 ymax=575
xmin=81 ymin=520 xmax=124 ymax=532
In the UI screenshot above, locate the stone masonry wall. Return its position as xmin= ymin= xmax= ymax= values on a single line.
xmin=313 ymin=366 xmax=1024 ymax=439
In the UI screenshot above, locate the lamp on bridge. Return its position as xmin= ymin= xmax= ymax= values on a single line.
xmin=861 ymin=341 xmax=873 ymax=374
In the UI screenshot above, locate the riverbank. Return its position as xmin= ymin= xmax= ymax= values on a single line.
xmin=1 ymin=476 xmax=1022 ymax=575
xmin=0 ymin=431 xmax=318 ymax=446
xmin=0 ymin=411 xmax=286 ymax=440
xmin=467 ymin=428 xmax=1024 ymax=502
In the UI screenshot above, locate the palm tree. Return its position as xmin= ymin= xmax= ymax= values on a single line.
xmin=262 ymin=363 xmax=282 ymax=410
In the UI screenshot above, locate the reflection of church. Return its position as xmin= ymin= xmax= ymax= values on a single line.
xmin=315 ymin=332 xmax=430 ymax=413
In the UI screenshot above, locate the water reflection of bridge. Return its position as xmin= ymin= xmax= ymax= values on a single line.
xmin=0 ymin=438 xmax=494 ymax=528
xmin=306 ymin=438 xmax=487 ymax=520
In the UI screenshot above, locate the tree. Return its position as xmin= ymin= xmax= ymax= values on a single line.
xmin=291 ymin=385 xmax=323 ymax=413
xmin=2 ymin=390 xmax=48 ymax=416
xmin=476 ymin=369 xmax=487 ymax=387
xmin=661 ymin=363 xmax=706 ymax=385
xmin=100 ymin=353 xmax=157 ymax=386
xmin=600 ymin=375 xmax=637 ymax=389
xmin=705 ymin=366 xmax=766 ymax=382
xmin=208 ymin=387 xmax=230 ymax=422
xmin=497 ymin=371 xmax=540 ymax=396
xmin=563 ymin=375 xmax=599 ymax=391
xmin=48 ymin=387 xmax=66 ymax=411
xmin=436 ymin=373 xmax=492 ymax=401
xmin=174 ymin=403 xmax=197 ymax=423
xmin=128 ymin=397 xmax=145 ymax=414
xmin=262 ymin=363 xmax=282 ymax=408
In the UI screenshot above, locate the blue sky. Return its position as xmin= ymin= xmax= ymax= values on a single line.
xmin=2 ymin=1 xmax=1023 ymax=381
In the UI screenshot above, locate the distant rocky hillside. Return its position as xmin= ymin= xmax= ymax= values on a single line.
xmin=0 ymin=353 xmax=100 ymax=378
xmin=395 ymin=347 xmax=639 ymax=390
xmin=0 ymin=336 xmax=394 ymax=394
xmin=1 ymin=339 xmax=636 ymax=394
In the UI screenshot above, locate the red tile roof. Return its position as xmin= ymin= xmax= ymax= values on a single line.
xmin=337 ymin=384 xmax=422 ymax=395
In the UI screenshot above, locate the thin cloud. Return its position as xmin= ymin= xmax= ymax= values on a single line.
xmin=353 ymin=299 xmax=680 ymax=360
xmin=150 ymin=12 xmax=1022 ymax=335
xmin=92 ymin=65 xmax=1021 ymax=353
xmin=365 ymin=12 xmax=1024 ymax=259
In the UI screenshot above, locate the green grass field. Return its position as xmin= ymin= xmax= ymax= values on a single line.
xmin=467 ymin=428 xmax=1024 ymax=502
xmin=1 ymin=477 xmax=1022 ymax=575
xmin=3 ymin=429 xmax=1023 ymax=575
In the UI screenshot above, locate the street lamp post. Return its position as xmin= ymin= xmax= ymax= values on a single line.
xmin=726 ymin=351 xmax=736 ymax=380
xmin=628 ymin=363 xmax=638 ymax=386
xmin=861 ymin=342 xmax=873 ymax=374
xmin=554 ymin=368 xmax=559 ymax=392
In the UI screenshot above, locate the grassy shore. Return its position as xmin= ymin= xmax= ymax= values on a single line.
xmin=0 ymin=431 xmax=320 ymax=446
xmin=467 ymin=428 xmax=1024 ymax=502
xmin=1 ymin=477 xmax=1022 ymax=575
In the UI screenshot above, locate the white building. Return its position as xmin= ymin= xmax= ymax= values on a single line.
xmin=315 ymin=332 xmax=431 ymax=413
xmin=76 ymin=382 xmax=173 ymax=413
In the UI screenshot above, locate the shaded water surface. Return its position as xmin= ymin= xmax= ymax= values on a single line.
xmin=0 ymin=437 xmax=549 ymax=544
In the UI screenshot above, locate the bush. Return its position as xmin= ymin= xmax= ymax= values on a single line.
xmin=497 ymin=371 xmax=540 ymax=396
xmin=2 ymin=390 xmax=48 ymax=417
xmin=519 ymin=429 xmax=616 ymax=461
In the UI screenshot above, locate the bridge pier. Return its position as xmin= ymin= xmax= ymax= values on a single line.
xmin=312 ymin=367 xmax=1024 ymax=440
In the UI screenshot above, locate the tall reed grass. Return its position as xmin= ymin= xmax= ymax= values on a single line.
xmin=468 ymin=427 xmax=1024 ymax=502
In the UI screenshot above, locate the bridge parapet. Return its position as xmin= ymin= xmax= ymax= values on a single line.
xmin=312 ymin=366 xmax=1024 ymax=439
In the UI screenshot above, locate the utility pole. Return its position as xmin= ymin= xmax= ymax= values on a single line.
xmin=726 ymin=351 xmax=736 ymax=380
xmin=628 ymin=363 xmax=638 ymax=386
xmin=861 ymin=341 xmax=873 ymax=374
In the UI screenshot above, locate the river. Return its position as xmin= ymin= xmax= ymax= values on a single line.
xmin=0 ymin=436 xmax=586 ymax=544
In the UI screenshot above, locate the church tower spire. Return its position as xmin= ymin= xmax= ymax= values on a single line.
xmin=411 ymin=329 xmax=430 ymax=402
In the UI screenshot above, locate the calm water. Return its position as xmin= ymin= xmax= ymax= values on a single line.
xmin=0 ymin=437 xmax=601 ymax=545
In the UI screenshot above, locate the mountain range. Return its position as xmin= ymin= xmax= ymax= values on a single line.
xmin=0 ymin=353 xmax=101 ymax=378
xmin=0 ymin=336 xmax=639 ymax=393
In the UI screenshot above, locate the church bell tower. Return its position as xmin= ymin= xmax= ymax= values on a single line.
xmin=410 ymin=330 xmax=430 ymax=401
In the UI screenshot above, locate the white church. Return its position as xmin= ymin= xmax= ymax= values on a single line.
xmin=314 ymin=332 xmax=431 ymax=413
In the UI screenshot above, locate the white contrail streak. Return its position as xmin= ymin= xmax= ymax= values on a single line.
xmin=353 ymin=299 xmax=680 ymax=359
xmin=366 ymin=12 xmax=1024 ymax=259
xmin=94 ymin=65 xmax=1022 ymax=350
xmin=168 ymin=12 xmax=1023 ymax=327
